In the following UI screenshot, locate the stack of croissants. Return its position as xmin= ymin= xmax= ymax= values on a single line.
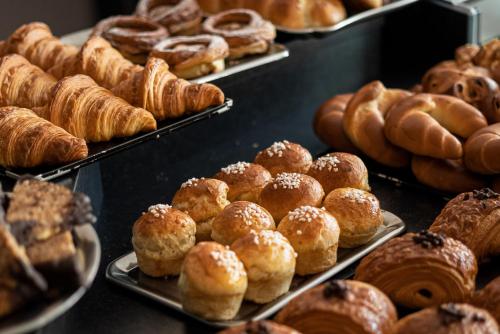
xmin=0 ymin=21 xmax=225 ymax=169
xmin=314 ymin=39 xmax=500 ymax=194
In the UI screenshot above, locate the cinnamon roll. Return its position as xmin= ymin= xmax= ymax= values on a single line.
xmin=203 ymin=9 xmax=276 ymax=59
xmin=135 ymin=0 xmax=203 ymax=36
xmin=430 ymin=188 xmax=500 ymax=261
xmin=92 ymin=15 xmax=168 ymax=64
xmin=472 ymin=276 xmax=500 ymax=324
xmin=275 ymin=280 xmax=397 ymax=334
xmin=354 ymin=231 xmax=478 ymax=309
xmin=151 ymin=35 xmax=229 ymax=79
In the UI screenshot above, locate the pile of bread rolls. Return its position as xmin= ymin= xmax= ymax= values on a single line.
xmin=131 ymin=140 xmax=389 ymax=321
xmin=314 ymin=39 xmax=500 ymax=194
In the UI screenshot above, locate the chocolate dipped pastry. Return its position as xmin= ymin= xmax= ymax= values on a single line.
xmin=151 ymin=34 xmax=229 ymax=79
xmin=472 ymin=276 xmax=500 ymax=324
xmin=430 ymin=188 xmax=500 ymax=261
xmin=275 ymin=280 xmax=397 ymax=334
xmin=92 ymin=15 xmax=169 ymax=64
xmin=354 ymin=231 xmax=478 ymax=309
xmin=203 ymin=9 xmax=276 ymax=59
xmin=218 ymin=320 xmax=301 ymax=334
xmin=394 ymin=303 xmax=499 ymax=334
xmin=255 ymin=140 xmax=313 ymax=177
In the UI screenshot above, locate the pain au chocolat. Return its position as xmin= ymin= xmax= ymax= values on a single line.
xmin=472 ymin=276 xmax=500 ymax=324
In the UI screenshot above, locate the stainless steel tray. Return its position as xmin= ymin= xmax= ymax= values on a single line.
xmin=106 ymin=210 xmax=405 ymax=328
xmin=60 ymin=29 xmax=289 ymax=84
xmin=0 ymin=224 xmax=101 ymax=334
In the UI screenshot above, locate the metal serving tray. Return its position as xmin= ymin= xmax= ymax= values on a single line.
xmin=0 ymin=99 xmax=233 ymax=181
xmin=106 ymin=210 xmax=405 ymax=328
xmin=60 ymin=29 xmax=289 ymax=84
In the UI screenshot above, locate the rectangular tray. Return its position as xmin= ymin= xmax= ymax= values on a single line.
xmin=60 ymin=29 xmax=289 ymax=84
xmin=0 ymin=99 xmax=232 ymax=181
xmin=106 ymin=210 xmax=405 ymax=328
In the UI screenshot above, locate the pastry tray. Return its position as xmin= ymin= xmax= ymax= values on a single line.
xmin=106 ymin=210 xmax=405 ymax=328
xmin=60 ymin=30 xmax=289 ymax=84
xmin=0 ymin=99 xmax=233 ymax=181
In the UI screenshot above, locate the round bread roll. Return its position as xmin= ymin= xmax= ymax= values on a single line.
xmin=179 ymin=241 xmax=247 ymax=321
xmin=214 ymin=162 xmax=272 ymax=202
xmin=132 ymin=204 xmax=196 ymax=277
xmin=211 ymin=201 xmax=275 ymax=245
xmin=259 ymin=173 xmax=325 ymax=222
xmin=254 ymin=140 xmax=313 ymax=176
xmin=231 ymin=230 xmax=296 ymax=303
xmin=275 ymin=280 xmax=397 ymax=334
xmin=307 ymin=152 xmax=370 ymax=194
xmin=217 ymin=320 xmax=301 ymax=334
xmin=472 ymin=276 xmax=500 ymax=324
xmin=172 ymin=177 xmax=230 ymax=241
xmin=323 ymin=188 xmax=383 ymax=248
xmin=394 ymin=303 xmax=499 ymax=334
xmin=277 ymin=206 xmax=340 ymax=275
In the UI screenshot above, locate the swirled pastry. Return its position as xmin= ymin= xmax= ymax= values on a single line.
xmin=354 ymin=231 xmax=478 ymax=308
xmin=151 ymin=35 xmax=229 ymax=79
xmin=430 ymin=188 xmax=500 ymax=260
xmin=203 ymin=9 xmax=276 ymax=59
xmin=472 ymin=276 xmax=500 ymax=324
xmin=92 ymin=15 xmax=168 ymax=64
xmin=275 ymin=280 xmax=397 ymax=334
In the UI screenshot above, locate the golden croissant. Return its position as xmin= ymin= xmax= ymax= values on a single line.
xmin=0 ymin=106 xmax=88 ymax=168
xmin=0 ymin=54 xmax=57 ymax=109
xmin=34 ymin=75 xmax=157 ymax=142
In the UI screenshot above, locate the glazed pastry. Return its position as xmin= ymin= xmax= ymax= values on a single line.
xmin=34 ymin=75 xmax=157 ymax=142
xmin=313 ymin=93 xmax=360 ymax=154
xmin=473 ymin=38 xmax=500 ymax=83
xmin=133 ymin=204 xmax=196 ymax=277
xmin=254 ymin=140 xmax=313 ymax=177
xmin=135 ymin=0 xmax=203 ymax=35
xmin=354 ymin=231 xmax=478 ymax=308
xmin=343 ymin=81 xmax=411 ymax=167
xmin=385 ymin=93 xmax=487 ymax=159
xmin=323 ymin=187 xmax=383 ymax=248
xmin=411 ymin=156 xmax=488 ymax=193
xmin=259 ymin=173 xmax=324 ymax=222
xmin=6 ymin=179 xmax=96 ymax=245
xmin=456 ymin=44 xmax=480 ymax=65
xmin=172 ymin=177 xmax=230 ymax=241
xmin=213 ymin=161 xmax=272 ymax=202
xmin=277 ymin=206 xmax=339 ymax=275
xmin=0 ymin=54 xmax=57 ymax=108
xmin=464 ymin=123 xmax=500 ymax=174
xmin=152 ymin=35 xmax=228 ymax=79
xmin=394 ymin=303 xmax=499 ymax=334
xmin=275 ymin=280 xmax=397 ymax=334
xmin=179 ymin=242 xmax=247 ymax=320
xmin=472 ymin=276 xmax=500 ymax=324
xmin=218 ymin=320 xmax=301 ymax=334
xmin=211 ymin=201 xmax=275 ymax=245
xmin=430 ymin=188 xmax=500 ymax=260
xmin=0 ymin=107 xmax=88 ymax=168
xmin=91 ymin=15 xmax=169 ymax=64
xmin=307 ymin=153 xmax=370 ymax=194
xmin=231 ymin=230 xmax=295 ymax=303
xmin=203 ymin=9 xmax=275 ymax=60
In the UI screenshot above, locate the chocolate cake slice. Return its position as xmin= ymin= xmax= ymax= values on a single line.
xmin=6 ymin=179 xmax=96 ymax=245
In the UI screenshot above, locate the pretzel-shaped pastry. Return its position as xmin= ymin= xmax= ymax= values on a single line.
xmin=135 ymin=0 xmax=202 ymax=35
xmin=92 ymin=15 xmax=169 ymax=64
xmin=151 ymin=34 xmax=229 ymax=79
xmin=203 ymin=9 xmax=276 ymax=59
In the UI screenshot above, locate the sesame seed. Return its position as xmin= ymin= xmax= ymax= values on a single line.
xmin=221 ymin=161 xmax=250 ymax=175
xmin=312 ymin=155 xmax=341 ymax=172
xmin=147 ymin=204 xmax=172 ymax=218
xmin=273 ymin=173 xmax=302 ymax=190
xmin=288 ymin=206 xmax=322 ymax=222
xmin=234 ymin=203 xmax=270 ymax=227
xmin=181 ymin=177 xmax=205 ymax=188
xmin=265 ymin=140 xmax=290 ymax=158
xmin=209 ymin=248 xmax=246 ymax=281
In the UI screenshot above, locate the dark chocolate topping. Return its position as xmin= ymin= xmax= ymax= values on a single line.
xmin=438 ymin=304 xmax=467 ymax=326
xmin=472 ymin=188 xmax=499 ymax=200
xmin=323 ymin=280 xmax=349 ymax=299
xmin=244 ymin=321 xmax=270 ymax=334
xmin=471 ymin=313 xmax=486 ymax=323
xmin=70 ymin=192 xmax=97 ymax=226
xmin=412 ymin=230 xmax=445 ymax=249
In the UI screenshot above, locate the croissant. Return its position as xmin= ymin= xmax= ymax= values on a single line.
xmin=429 ymin=188 xmax=500 ymax=261
xmin=33 ymin=75 xmax=157 ymax=142
xmin=354 ymin=231 xmax=478 ymax=309
xmin=0 ymin=106 xmax=88 ymax=168
xmin=472 ymin=276 xmax=500 ymax=324
xmin=384 ymin=94 xmax=487 ymax=159
xmin=343 ymin=81 xmax=411 ymax=167
xmin=275 ymin=280 xmax=397 ymax=334
xmin=464 ymin=123 xmax=500 ymax=174
xmin=0 ymin=54 xmax=57 ymax=109
xmin=473 ymin=38 xmax=500 ymax=83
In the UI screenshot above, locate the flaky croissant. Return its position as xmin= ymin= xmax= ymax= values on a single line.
xmin=354 ymin=231 xmax=477 ymax=309
xmin=34 ymin=75 xmax=157 ymax=142
xmin=0 ymin=106 xmax=88 ymax=168
xmin=464 ymin=123 xmax=500 ymax=174
xmin=0 ymin=54 xmax=57 ymax=109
